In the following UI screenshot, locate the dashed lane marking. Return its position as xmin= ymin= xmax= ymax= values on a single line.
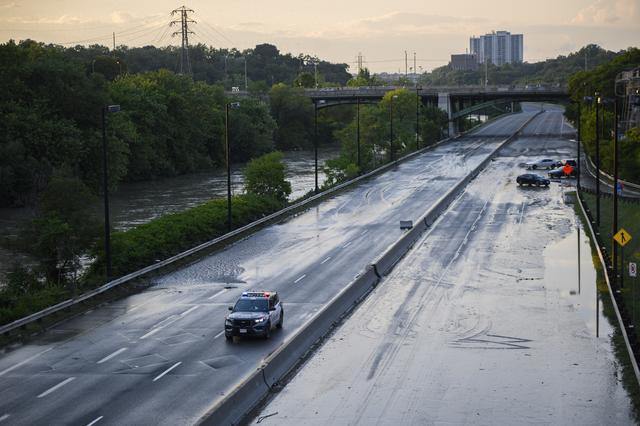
xmin=153 ymin=362 xmax=182 ymax=382
xmin=214 ymin=330 xmax=225 ymax=339
xmin=37 ymin=377 xmax=75 ymax=398
xmin=207 ymin=288 xmax=228 ymax=300
xmin=0 ymin=348 xmax=53 ymax=377
xmin=320 ymin=256 xmax=332 ymax=265
xmin=86 ymin=416 xmax=104 ymax=426
xmin=97 ymin=348 xmax=127 ymax=364
xmin=294 ymin=274 xmax=307 ymax=284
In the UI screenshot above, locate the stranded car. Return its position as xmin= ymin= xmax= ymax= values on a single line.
xmin=526 ymin=159 xmax=561 ymax=170
xmin=549 ymin=165 xmax=578 ymax=178
xmin=516 ymin=173 xmax=550 ymax=187
xmin=225 ymin=291 xmax=283 ymax=341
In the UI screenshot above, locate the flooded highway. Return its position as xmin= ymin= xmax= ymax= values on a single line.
xmin=0 ymin=110 xmax=537 ymax=425
xmin=252 ymin=109 xmax=636 ymax=425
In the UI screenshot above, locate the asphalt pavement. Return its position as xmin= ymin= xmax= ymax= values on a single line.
xmin=0 ymin=108 xmax=540 ymax=426
xmin=251 ymin=108 xmax=636 ymax=425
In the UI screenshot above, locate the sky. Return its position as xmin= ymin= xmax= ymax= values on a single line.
xmin=1 ymin=0 xmax=638 ymax=73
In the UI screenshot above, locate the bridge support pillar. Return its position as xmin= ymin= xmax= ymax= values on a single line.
xmin=438 ymin=92 xmax=458 ymax=137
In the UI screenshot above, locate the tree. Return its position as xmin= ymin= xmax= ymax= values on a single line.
xmin=294 ymin=72 xmax=315 ymax=88
xmin=17 ymin=171 xmax=101 ymax=285
xmin=244 ymin=152 xmax=291 ymax=204
xmin=268 ymin=83 xmax=314 ymax=150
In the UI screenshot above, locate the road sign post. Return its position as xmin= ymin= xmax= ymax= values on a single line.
xmin=613 ymin=228 xmax=632 ymax=289
xmin=631 ymin=262 xmax=637 ymax=328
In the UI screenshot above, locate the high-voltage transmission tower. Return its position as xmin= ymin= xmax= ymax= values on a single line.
xmin=170 ymin=6 xmax=196 ymax=75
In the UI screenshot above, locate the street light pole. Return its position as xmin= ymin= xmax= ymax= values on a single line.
xmin=389 ymin=97 xmax=394 ymax=162
xmin=225 ymin=102 xmax=241 ymax=232
xmin=613 ymin=97 xmax=620 ymax=288
xmin=356 ymin=97 xmax=361 ymax=171
xmin=314 ymin=102 xmax=319 ymax=193
xmin=225 ymin=103 xmax=232 ymax=232
xmin=595 ymin=92 xmax=601 ymax=227
xmin=416 ymin=86 xmax=421 ymax=150
xmin=101 ymin=104 xmax=120 ymax=279
xmin=577 ymin=101 xmax=581 ymax=190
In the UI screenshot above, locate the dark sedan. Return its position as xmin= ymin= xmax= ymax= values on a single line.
xmin=516 ymin=173 xmax=550 ymax=187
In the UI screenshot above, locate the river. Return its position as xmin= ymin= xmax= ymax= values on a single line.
xmin=0 ymin=146 xmax=340 ymax=281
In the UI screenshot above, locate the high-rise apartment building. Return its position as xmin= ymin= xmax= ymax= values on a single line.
xmin=470 ymin=31 xmax=523 ymax=66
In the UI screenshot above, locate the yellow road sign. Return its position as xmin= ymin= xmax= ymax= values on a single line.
xmin=613 ymin=228 xmax=632 ymax=247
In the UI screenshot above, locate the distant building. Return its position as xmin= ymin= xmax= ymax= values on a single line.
xmin=450 ymin=54 xmax=478 ymax=71
xmin=470 ymin=31 xmax=523 ymax=66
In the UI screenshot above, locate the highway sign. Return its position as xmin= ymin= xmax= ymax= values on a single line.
xmin=631 ymin=262 xmax=637 ymax=278
xmin=613 ymin=228 xmax=632 ymax=247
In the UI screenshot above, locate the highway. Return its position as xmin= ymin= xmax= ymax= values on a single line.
xmin=252 ymin=108 xmax=636 ymax=425
xmin=0 ymin=109 xmax=538 ymax=425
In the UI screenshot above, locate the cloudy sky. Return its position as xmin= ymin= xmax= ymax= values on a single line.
xmin=1 ymin=0 xmax=638 ymax=72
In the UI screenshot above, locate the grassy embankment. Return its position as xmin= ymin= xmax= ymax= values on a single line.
xmin=0 ymin=194 xmax=282 ymax=326
xmin=577 ymin=191 xmax=640 ymax=419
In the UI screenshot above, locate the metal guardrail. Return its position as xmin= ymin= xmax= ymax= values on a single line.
xmin=1 ymin=124 xmax=480 ymax=336
xmin=197 ymin=111 xmax=541 ymax=426
xmin=576 ymin=190 xmax=640 ymax=385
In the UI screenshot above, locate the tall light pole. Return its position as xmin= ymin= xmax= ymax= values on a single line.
xmin=225 ymin=101 xmax=240 ymax=232
xmin=314 ymin=100 xmax=325 ymax=193
xmin=356 ymin=96 xmax=361 ymax=171
xmin=613 ymin=97 xmax=620 ymax=288
xmin=101 ymin=104 xmax=121 ymax=279
xmin=389 ymin=95 xmax=398 ymax=162
xmin=416 ymin=85 xmax=422 ymax=150
xmin=595 ymin=92 xmax=601 ymax=227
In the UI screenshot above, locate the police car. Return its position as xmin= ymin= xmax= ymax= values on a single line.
xmin=224 ymin=291 xmax=283 ymax=341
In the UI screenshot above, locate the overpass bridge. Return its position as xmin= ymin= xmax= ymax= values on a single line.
xmin=228 ymin=85 xmax=569 ymax=135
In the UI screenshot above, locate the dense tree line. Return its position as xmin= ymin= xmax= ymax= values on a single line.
xmin=564 ymin=47 xmax=640 ymax=182
xmin=65 ymin=42 xmax=351 ymax=89
xmin=0 ymin=40 xmax=354 ymax=208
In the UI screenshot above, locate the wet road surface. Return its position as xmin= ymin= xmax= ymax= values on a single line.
xmin=0 ymin=109 xmax=540 ymax=425
xmin=252 ymin=108 xmax=635 ymax=425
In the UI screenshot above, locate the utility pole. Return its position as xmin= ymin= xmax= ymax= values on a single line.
xmin=357 ymin=52 xmax=363 ymax=74
xmin=244 ymin=57 xmax=248 ymax=91
xmin=171 ymin=6 xmax=196 ymax=75
xmin=595 ymin=92 xmax=601 ymax=227
xmin=112 ymin=32 xmax=116 ymax=56
xmin=405 ymin=50 xmax=408 ymax=77
xmin=413 ymin=52 xmax=417 ymax=85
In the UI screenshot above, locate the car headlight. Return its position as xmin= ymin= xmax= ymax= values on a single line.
xmin=225 ymin=319 xmax=232 ymax=326
xmin=254 ymin=317 xmax=267 ymax=324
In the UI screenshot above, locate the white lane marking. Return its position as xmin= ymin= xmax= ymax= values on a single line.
xmin=0 ymin=414 xmax=9 ymax=422
xmin=141 ymin=305 xmax=200 ymax=339
xmin=360 ymin=230 xmax=369 ymax=236
xmin=97 ymin=348 xmax=127 ymax=364
xmin=207 ymin=288 xmax=228 ymax=300
xmin=0 ymin=347 xmax=53 ymax=377
xmin=152 ymin=362 xmax=182 ymax=382
xmin=37 ymin=377 xmax=75 ymax=398
xmin=140 ymin=325 xmax=167 ymax=340
xmin=294 ymin=274 xmax=307 ymax=284
xmin=320 ymin=256 xmax=332 ymax=265
xmin=214 ymin=330 xmax=225 ymax=339
xmin=180 ymin=306 xmax=199 ymax=317
xmin=342 ymin=241 xmax=352 ymax=248
xmin=86 ymin=416 xmax=104 ymax=426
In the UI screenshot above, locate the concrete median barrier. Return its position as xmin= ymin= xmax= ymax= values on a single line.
xmin=197 ymin=111 xmax=543 ymax=425
xmin=197 ymin=266 xmax=380 ymax=426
